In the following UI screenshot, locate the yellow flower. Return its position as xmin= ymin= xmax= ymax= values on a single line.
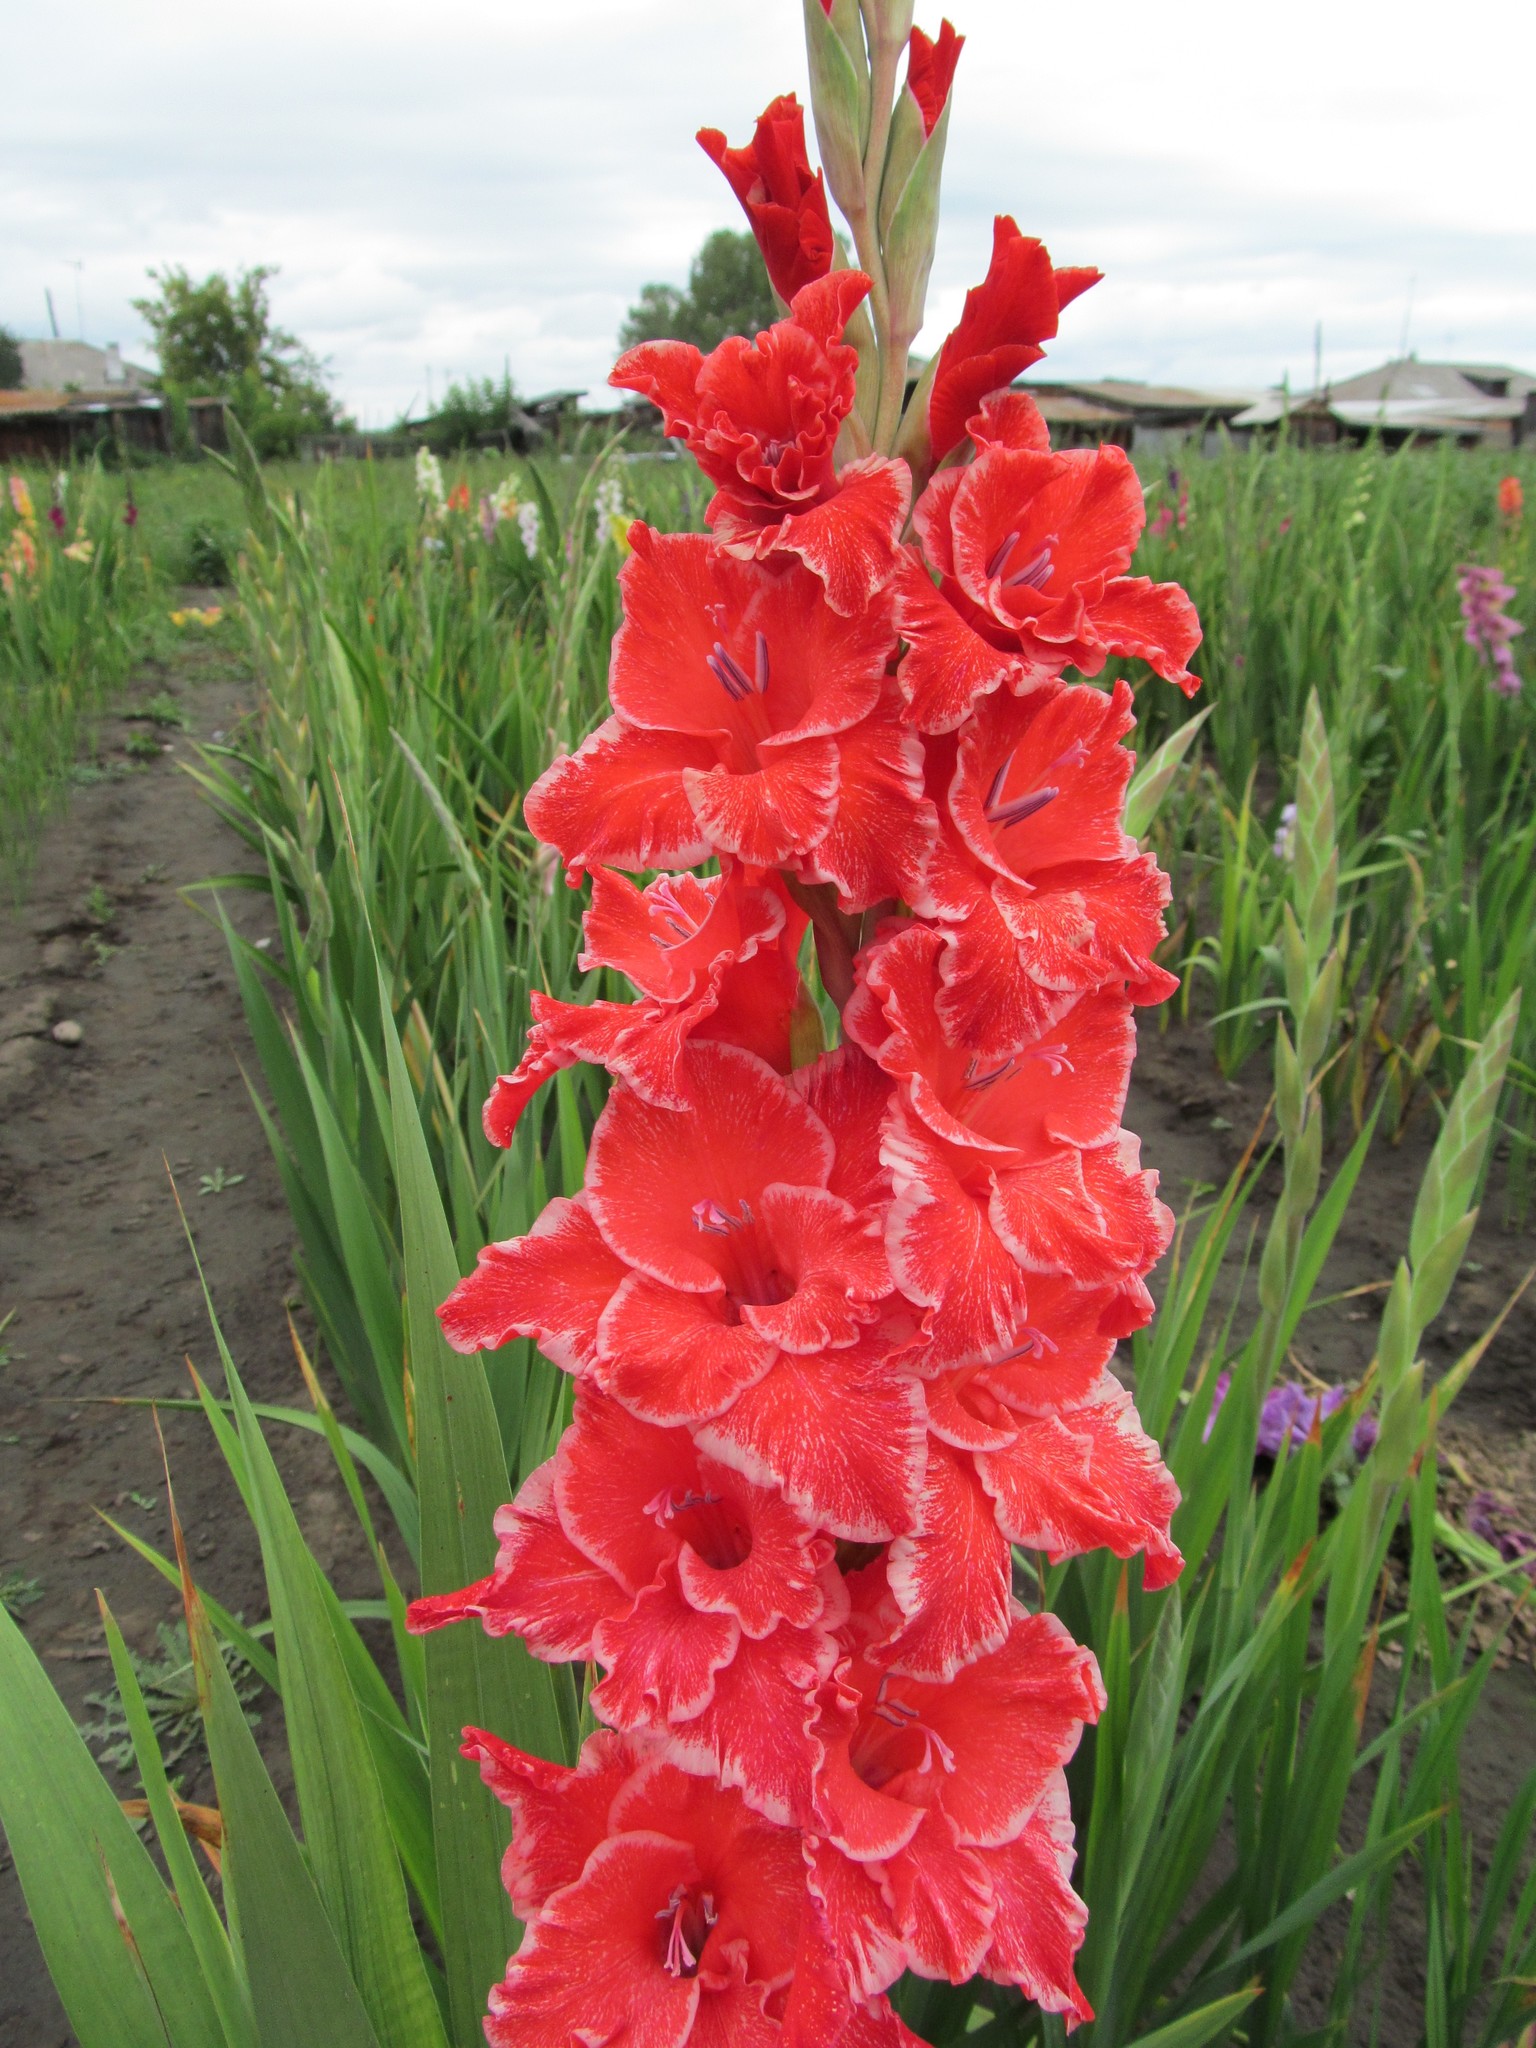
xmin=63 ymin=538 xmax=95 ymax=565
xmin=8 ymin=475 xmax=35 ymax=523
xmin=196 ymin=606 xmax=223 ymax=626
xmin=608 ymin=513 xmax=634 ymax=558
xmin=169 ymin=609 xmax=189 ymax=626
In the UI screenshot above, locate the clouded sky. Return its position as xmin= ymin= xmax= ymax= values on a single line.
xmin=6 ymin=0 xmax=1533 ymax=425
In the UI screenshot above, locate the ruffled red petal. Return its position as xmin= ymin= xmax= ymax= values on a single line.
xmin=438 ymin=1193 xmax=626 ymax=1369
xmin=524 ymin=714 xmax=714 ymax=882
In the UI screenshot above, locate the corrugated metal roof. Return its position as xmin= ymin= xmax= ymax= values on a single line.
xmin=1233 ymin=358 xmax=1535 ymax=430
xmin=1030 ymin=377 xmax=1258 ymax=416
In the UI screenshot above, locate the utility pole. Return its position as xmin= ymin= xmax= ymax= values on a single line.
xmin=44 ymin=288 xmax=60 ymax=338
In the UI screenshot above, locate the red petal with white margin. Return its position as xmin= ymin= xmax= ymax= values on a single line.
xmin=609 ymin=337 xmax=705 ymax=440
xmin=805 ymin=1838 xmax=910 ymax=2003
xmin=591 ymin=1569 xmax=741 ymax=1727
xmin=461 ymin=1724 xmax=642 ymax=1921
xmin=597 ymin=1272 xmax=779 ymax=1426
xmin=523 ymin=714 xmax=715 ymax=882
xmin=885 ymin=1808 xmax=995 ymax=1982
xmin=990 ymin=865 xmax=1171 ymax=1008
xmin=882 ymin=1102 xmax=1031 ymax=1370
xmin=678 ymin=1454 xmax=831 ymax=1639
xmin=552 ymin=1385 xmax=690 ymax=1594
xmin=814 ymin=1684 xmax=928 ymax=1862
xmin=437 ymin=1193 xmax=626 ymax=1368
xmin=948 ymin=680 xmax=1137 ymax=886
xmin=989 ymin=1135 xmax=1167 ymax=1288
xmin=696 ymin=1332 xmax=926 ymax=1543
xmin=749 ymin=455 xmax=912 ymax=618
xmin=483 ymin=1831 xmax=702 ymax=2048
xmin=580 ymin=868 xmax=780 ymax=1002
xmin=483 ymin=989 xmax=709 ymax=1144
xmin=802 ymin=689 xmax=938 ymax=912
xmin=935 ymin=885 xmax=1087 ymax=1064
xmin=913 ymin=1610 xmax=1104 ymax=1847
xmin=794 ymin=1043 xmax=896 ymax=1215
xmin=741 ymin=1184 xmax=892 ymax=1352
xmin=967 ymin=390 xmax=1052 ymax=454
xmin=684 ymin=735 xmax=841 ymax=868
xmin=977 ymin=1373 xmax=1183 ymax=1588
xmin=612 ymin=528 xmax=886 ymax=744
xmin=611 ymin=1754 xmax=807 ymax=1988
xmin=406 ymin=1463 xmax=624 ymax=1660
xmin=687 ymin=1966 xmax=781 ymax=2048
xmin=886 ymin=1436 xmax=1011 ymax=1680
xmin=976 ymin=1775 xmax=1092 ymax=2026
xmin=911 ymin=465 xmax=964 ymax=578
xmin=587 ymin=1042 xmax=834 ymax=1294
xmin=974 ymin=1274 xmax=1121 ymax=1417
xmin=663 ymin=1621 xmax=834 ymax=1827
xmin=894 ymin=550 xmax=1024 ymax=735
xmin=1087 ymin=575 xmax=1202 ymax=696
xmin=927 ymin=216 xmax=1061 ymax=462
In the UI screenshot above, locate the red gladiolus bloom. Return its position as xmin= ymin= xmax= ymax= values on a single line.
xmin=480 ymin=868 xmax=808 ymax=1142
xmin=806 ymin=1588 xmax=1102 ymax=2014
xmin=897 ymin=395 xmax=1200 ymax=731
xmin=1499 ymin=474 xmax=1524 ymax=520
xmin=440 ymin=1042 xmax=929 ymax=1544
xmin=465 ymin=1734 xmax=814 ymax=2048
xmin=699 ymin=93 xmax=835 ymax=306
xmin=926 ymin=219 xmax=1100 ymax=466
xmin=409 ymin=1383 xmax=843 ymax=1823
xmin=846 ymin=925 xmax=1172 ymax=1370
xmin=447 ymin=480 xmax=471 ymax=513
xmin=906 ymin=22 xmax=964 ymax=137
xmin=523 ymin=528 xmax=934 ymax=901
xmin=913 ymin=680 xmax=1179 ymax=1059
xmin=611 ymin=273 xmax=911 ymax=617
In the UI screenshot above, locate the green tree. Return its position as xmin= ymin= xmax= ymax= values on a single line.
xmin=618 ymin=229 xmax=777 ymax=354
xmin=131 ymin=265 xmax=347 ymax=458
xmin=422 ymin=371 xmax=525 ymax=452
xmin=0 ymin=326 xmax=22 ymax=391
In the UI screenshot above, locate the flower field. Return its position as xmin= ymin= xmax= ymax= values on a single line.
xmin=3 ymin=4 xmax=1536 ymax=2042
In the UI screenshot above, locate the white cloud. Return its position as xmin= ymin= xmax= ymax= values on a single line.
xmin=3 ymin=0 xmax=1532 ymax=424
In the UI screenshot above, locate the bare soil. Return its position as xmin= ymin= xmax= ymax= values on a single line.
xmin=0 ymin=642 xmax=1531 ymax=2043
xmin=0 ymin=637 xmax=373 ymax=2048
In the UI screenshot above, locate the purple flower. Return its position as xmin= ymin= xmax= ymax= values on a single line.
xmin=1457 ymin=563 xmax=1524 ymax=698
xmin=1205 ymin=1371 xmax=1369 ymax=1459
xmin=1466 ymin=1490 xmax=1536 ymax=1579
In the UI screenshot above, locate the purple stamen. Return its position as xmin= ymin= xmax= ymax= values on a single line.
xmin=986 ymin=784 xmax=1059 ymax=831
xmin=657 ymin=1887 xmax=697 ymax=1977
xmin=755 ymin=631 xmax=770 ymax=694
xmin=1004 ymin=542 xmax=1054 ymax=592
xmin=645 ymin=1485 xmax=723 ymax=1527
xmin=707 ymin=642 xmax=755 ymax=701
xmin=997 ymin=1326 xmax=1059 ymax=1362
xmin=986 ymin=530 xmax=1021 ymax=580
xmin=984 ymin=751 xmax=1015 ymax=814
xmin=964 ymin=1056 xmax=1018 ymax=1090
xmin=692 ymin=1197 xmax=753 ymax=1235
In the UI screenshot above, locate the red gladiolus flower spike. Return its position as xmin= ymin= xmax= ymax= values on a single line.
xmin=426 ymin=12 xmax=1208 ymax=2036
xmin=699 ymin=94 xmax=835 ymax=306
xmin=611 ymin=275 xmax=912 ymax=617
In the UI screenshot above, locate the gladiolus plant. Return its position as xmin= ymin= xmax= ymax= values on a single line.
xmin=409 ymin=7 xmax=1202 ymax=2039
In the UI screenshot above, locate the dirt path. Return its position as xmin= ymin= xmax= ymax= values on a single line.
xmin=0 ymin=641 xmax=370 ymax=2047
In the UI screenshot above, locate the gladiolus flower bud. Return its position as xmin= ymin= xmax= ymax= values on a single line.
xmin=801 ymin=0 xmax=870 ymax=223
xmin=699 ymin=94 xmax=835 ymax=306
